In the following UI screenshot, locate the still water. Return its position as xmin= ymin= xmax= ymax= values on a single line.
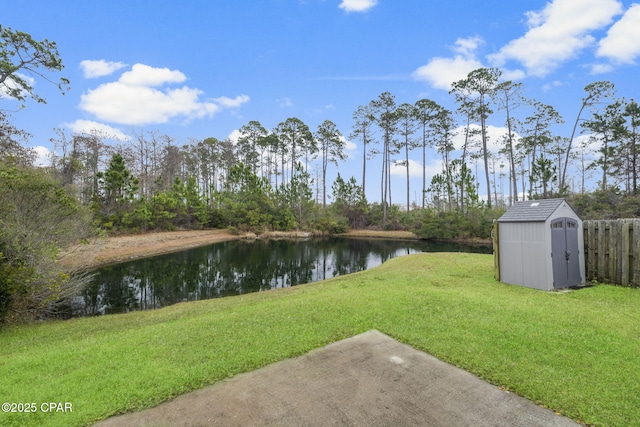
xmin=69 ymin=238 xmax=491 ymax=317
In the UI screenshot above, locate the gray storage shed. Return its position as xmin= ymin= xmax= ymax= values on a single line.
xmin=494 ymin=198 xmax=585 ymax=291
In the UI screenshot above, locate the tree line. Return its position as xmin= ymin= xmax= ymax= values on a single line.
xmin=40 ymin=68 xmax=640 ymax=228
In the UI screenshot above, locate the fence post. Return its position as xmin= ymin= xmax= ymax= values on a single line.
xmin=634 ymin=220 xmax=640 ymax=286
xmin=493 ymin=221 xmax=500 ymax=281
xmin=586 ymin=221 xmax=596 ymax=281
xmin=621 ymin=220 xmax=630 ymax=286
xmin=597 ymin=220 xmax=606 ymax=281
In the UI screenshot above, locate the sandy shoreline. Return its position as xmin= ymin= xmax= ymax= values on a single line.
xmin=58 ymin=229 xmax=240 ymax=271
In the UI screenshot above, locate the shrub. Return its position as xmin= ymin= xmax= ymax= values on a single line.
xmin=0 ymin=162 xmax=94 ymax=323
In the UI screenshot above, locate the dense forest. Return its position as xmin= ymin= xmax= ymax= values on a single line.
xmin=1 ymin=27 xmax=639 ymax=322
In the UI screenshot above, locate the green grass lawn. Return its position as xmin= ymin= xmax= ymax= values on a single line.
xmin=1 ymin=252 xmax=639 ymax=426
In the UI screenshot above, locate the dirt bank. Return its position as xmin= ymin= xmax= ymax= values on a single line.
xmin=58 ymin=229 xmax=329 ymax=271
xmin=58 ymin=230 xmax=240 ymax=271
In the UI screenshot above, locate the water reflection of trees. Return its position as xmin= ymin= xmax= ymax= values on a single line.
xmin=71 ymin=238 xmax=490 ymax=316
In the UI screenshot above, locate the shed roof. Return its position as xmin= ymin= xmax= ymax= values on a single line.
xmin=497 ymin=198 xmax=568 ymax=222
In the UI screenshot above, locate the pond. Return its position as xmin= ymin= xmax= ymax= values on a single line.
xmin=67 ymin=238 xmax=492 ymax=317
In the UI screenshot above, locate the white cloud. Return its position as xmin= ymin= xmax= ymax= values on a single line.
xmin=341 ymin=135 xmax=356 ymax=152
xmin=423 ymin=159 xmax=447 ymax=181
xmin=452 ymin=36 xmax=483 ymax=57
xmin=413 ymin=37 xmax=485 ymax=90
xmin=488 ymin=0 xmax=623 ymax=77
xmin=499 ymin=68 xmax=527 ymax=81
xmin=79 ymin=63 xmax=248 ymax=126
xmin=213 ymin=95 xmax=251 ymax=108
xmin=0 ymin=73 xmax=34 ymax=100
xmin=451 ymin=124 xmax=515 ymax=153
xmin=590 ymin=63 xmax=615 ymax=74
xmin=390 ymin=159 xmax=425 ymax=178
xmin=413 ymin=57 xmax=484 ymax=91
xmin=597 ymin=3 xmax=640 ymax=64
xmin=389 ymin=159 xmax=447 ymax=190
xmin=339 ymin=0 xmax=377 ymax=13
xmin=65 ymin=120 xmax=131 ymax=141
xmin=228 ymin=129 xmax=242 ymax=144
xmin=577 ymin=133 xmax=598 ymax=153
xmin=119 ymin=64 xmax=186 ymax=86
xmin=80 ymin=60 xmax=127 ymax=78
xmin=81 ymin=82 xmax=217 ymax=125
xmin=32 ymin=146 xmax=52 ymax=167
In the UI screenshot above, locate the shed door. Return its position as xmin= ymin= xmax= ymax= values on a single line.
xmin=551 ymin=218 xmax=581 ymax=288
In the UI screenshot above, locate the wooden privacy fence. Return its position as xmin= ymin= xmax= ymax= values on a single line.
xmin=583 ymin=219 xmax=640 ymax=287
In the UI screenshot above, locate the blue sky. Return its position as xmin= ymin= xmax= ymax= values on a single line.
xmin=3 ymin=0 xmax=640 ymax=203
